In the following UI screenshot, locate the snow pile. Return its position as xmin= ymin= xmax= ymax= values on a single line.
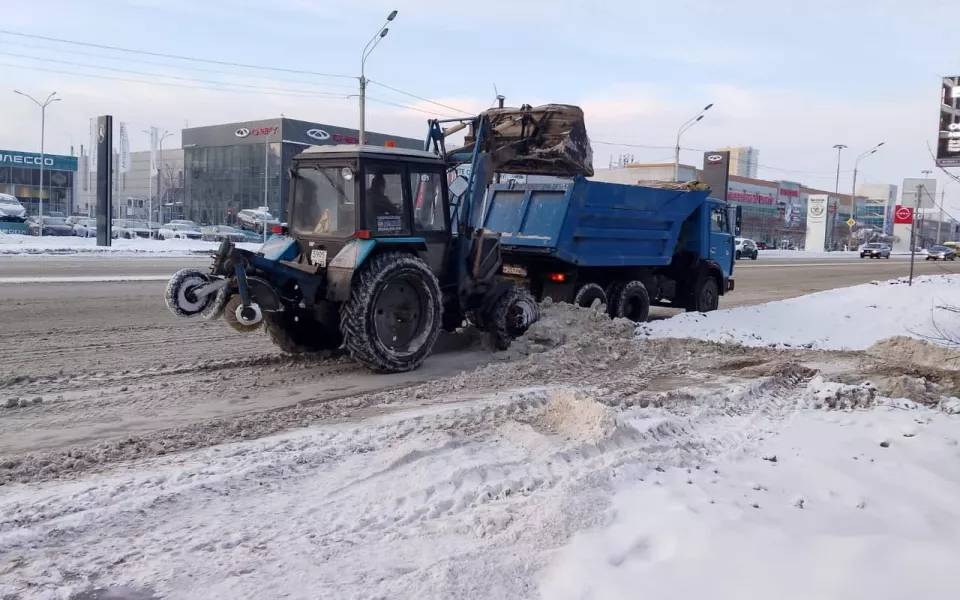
xmin=0 ymin=233 xmax=260 ymax=256
xmin=540 ymin=404 xmax=960 ymax=600
xmin=639 ymin=275 xmax=960 ymax=351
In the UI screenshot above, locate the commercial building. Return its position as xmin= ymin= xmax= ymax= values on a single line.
xmin=591 ymin=162 xmax=857 ymax=249
xmin=0 ymin=148 xmax=78 ymax=216
xmin=180 ymin=118 xmax=422 ymax=225
xmin=718 ymin=146 xmax=759 ymax=178
xmin=855 ymin=183 xmax=898 ymax=234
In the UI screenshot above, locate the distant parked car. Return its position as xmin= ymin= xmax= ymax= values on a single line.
xmin=236 ymin=209 xmax=280 ymax=234
xmin=167 ymin=219 xmax=199 ymax=228
xmin=27 ymin=216 xmax=74 ymax=236
xmin=756 ymin=241 xmax=771 ymax=250
xmin=200 ymin=225 xmax=261 ymax=243
xmin=73 ymin=218 xmax=97 ymax=237
xmin=926 ymin=245 xmax=957 ymax=261
xmin=735 ymin=237 xmax=759 ymax=260
xmin=0 ymin=193 xmax=26 ymax=222
xmin=860 ymin=242 xmax=891 ymax=259
xmin=112 ymin=219 xmax=154 ymax=239
xmin=158 ymin=223 xmax=203 ymax=240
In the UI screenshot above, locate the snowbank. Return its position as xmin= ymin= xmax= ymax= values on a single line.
xmin=640 ymin=275 xmax=960 ymax=351
xmin=0 ymin=234 xmax=260 ymax=256
xmin=541 ymin=403 xmax=960 ymax=600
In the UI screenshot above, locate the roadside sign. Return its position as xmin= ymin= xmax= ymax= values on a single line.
xmin=846 ymin=218 xmax=856 ymax=227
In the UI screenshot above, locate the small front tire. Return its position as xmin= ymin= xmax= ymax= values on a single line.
xmin=164 ymin=269 xmax=213 ymax=318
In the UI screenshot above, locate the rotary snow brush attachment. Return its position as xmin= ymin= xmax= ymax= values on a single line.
xmin=450 ymin=103 xmax=595 ymax=178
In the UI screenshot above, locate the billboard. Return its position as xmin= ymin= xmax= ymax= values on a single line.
xmin=937 ymin=76 xmax=960 ymax=167
xmin=701 ymin=151 xmax=731 ymax=201
xmin=901 ymin=178 xmax=936 ymax=209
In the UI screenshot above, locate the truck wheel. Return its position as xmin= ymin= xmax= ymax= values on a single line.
xmin=604 ymin=281 xmax=625 ymax=317
xmin=614 ymin=281 xmax=650 ymax=323
xmin=164 ymin=268 xmax=213 ymax=318
xmin=686 ymin=276 xmax=720 ymax=313
xmin=340 ymin=252 xmax=441 ymax=373
xmin=265 ymin=309 xmax=342 ymax=354
xmin=573 ymin=283 xmax=607 ymax=309
xmin=487 ymin=286 xmax=540 ymax=351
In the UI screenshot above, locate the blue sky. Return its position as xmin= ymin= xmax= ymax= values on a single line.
xmin=3 ymin=0 xmax=960 ymax=210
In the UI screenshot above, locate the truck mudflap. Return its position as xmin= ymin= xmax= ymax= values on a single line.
xmin=726 ymin=277 xmax=735 ymax=293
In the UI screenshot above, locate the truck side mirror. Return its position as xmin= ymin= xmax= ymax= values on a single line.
xmin=726 ymin=205 xmax=741 ymax=236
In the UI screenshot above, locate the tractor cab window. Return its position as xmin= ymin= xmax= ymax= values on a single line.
xmin=410 ymin=171 xmax=446 ymax=232
xmin=291 ymin=167 xmax=356 ymax=237
xmin=365 ymin=166 xmax=408 ymax=235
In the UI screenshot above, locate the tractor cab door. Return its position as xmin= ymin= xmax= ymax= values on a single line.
xmin=408 ymin=168 xmax=451 ymax=276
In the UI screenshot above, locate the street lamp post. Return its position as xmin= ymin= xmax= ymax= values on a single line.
xmin=674 ymin=103 xmax=713 ymax=181
xmin=157 ymin=130 xmax=172 ymax=224
xmin=829 ymin=144 xmax=847 ymax=249
xmin=849 ymin=142 xmax=885 ymax=243
xmin=359 ymin=9 xmax=398 ymax=146
xmin=142 ymin=128 xmax=171 ymax=227
xmin=14 ymin=90 xmax=60 ymax=234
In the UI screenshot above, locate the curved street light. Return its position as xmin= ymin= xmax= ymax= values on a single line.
xmin=674 ymin=103 xmax=713 ymax=181
xmin=14 ymin=90 xmax=61 ymax=234
xmin=359 ymin=9 xmax=398 ymax=145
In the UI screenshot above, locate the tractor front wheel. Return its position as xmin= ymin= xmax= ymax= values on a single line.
xmin=340 ymin=252 xmax=441 ymax=373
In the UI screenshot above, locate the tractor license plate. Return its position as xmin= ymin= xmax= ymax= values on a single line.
xmin=311 ymin=249 xmax=328 ymax=267
xmin=502 ymin=264 xmax=527 ymax=277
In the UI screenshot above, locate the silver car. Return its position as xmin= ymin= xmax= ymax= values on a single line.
xmin=860 ymin=243 xmax=891 ymax=259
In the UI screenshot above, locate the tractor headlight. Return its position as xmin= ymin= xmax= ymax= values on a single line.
xmin=341 ymin=167 xmax=354 ymax=181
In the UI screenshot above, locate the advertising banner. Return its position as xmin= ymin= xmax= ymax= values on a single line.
xmin=805 ymin=194 xmax=829 ymax=252
xmin=777 ymin=180 xmax=801 ymax=224
xmin=149 ymin=126 xmax=159 ymax=176
xmin=88 ymin=118 xmax=97 ymax=173
xmin=893 ymin=205 xmax=914 ymax=224
xmin=118 ymin=122 xmax=131 ymax=174
xmin=701 ymin=151 xmax=731 ymax=201
xmin=95 ymin=115 xmax=113 ymax=246
xmin=937 ymin=76 xmax=960 ymax=167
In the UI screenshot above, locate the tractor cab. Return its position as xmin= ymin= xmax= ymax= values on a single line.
xmin=287 ymin=145 xmax=453 ymax=273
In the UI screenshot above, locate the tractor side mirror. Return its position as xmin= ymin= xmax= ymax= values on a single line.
xmin=287 ymin=167 xmax=297 ymax=180
xmin=449 ymin=175 xmax=469 ymax=198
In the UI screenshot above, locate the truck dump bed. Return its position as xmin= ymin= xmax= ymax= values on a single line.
xmin=473 ymin=176 xmax=711 ymax=267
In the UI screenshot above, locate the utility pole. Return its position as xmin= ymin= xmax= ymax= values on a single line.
xmin=849 ymin=142 xmax=885 ymax=248
xmin=359 ymin=10 xmax=398 ymax=145
xmin=14 ymin=90 xmax=60 ymax=232
xmin=674 ymin=103 xmax=713 ymax=181
xmin=831 ymin=144 xmax=847 ymax=249
xmin=263 ymin=140 xmax=269 ymax=244
xmin=909 ymin=183 xmax=922 ymax=286
xmin=938 ymin=187 xmax=946 ymax=244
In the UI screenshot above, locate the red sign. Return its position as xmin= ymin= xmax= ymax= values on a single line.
xmin=332 ymin=133 xmax=360 ymax=144
xmin=893 ymin=205 xmax=914 ymax=224
xmin=727 ymin=189 xmax=776 ymax=205
xmin=250 ymin=126 xmax=278 ymax=137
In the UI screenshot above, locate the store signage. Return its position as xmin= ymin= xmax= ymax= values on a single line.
xmin=0 ymin=149 xmax=78 ymax=171
xmin=893 ymin=205 xmax=914 ymax=224
xmin=937 ymin=76 xmax=960 ymax=167
xmin=700 ymin=150 xmax=730 ymax=201
xmin=706 ymin=154 xmax=723 ymax=163
xmin=235 ymin=126 xmax=278 ymax=138
xmin=807 ymin=196 xmax=827 ymax=222
xmin=306 ymin=128 xmax=331 ymax=141
xmin=727 ymin=185 xmax=776 ymax=205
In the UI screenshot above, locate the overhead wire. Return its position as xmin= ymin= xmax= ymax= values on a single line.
xmin=367 ymin=80 xmax=472 ymax=116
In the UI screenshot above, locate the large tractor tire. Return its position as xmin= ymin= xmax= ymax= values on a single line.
xmin=164 ymin=269 xmax=214 ymax=318
xmin=612 ymin=280 xmax=651 ymax=323
xmin=573 ymin=283 xmax=607 ymax=309
xmin=340 ymin=252 xmax=442 ymax=373
xmin=685 ymin=276 xmax=720 ymax=313
xmin=264 ymin=308 xmax=342 ymax=354
xmin=487 ymin=286 xmax=541 ymax=351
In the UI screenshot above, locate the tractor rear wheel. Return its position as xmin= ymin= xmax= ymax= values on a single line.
xmin=340 ymin=252 xmax=441 ymax=373
xmin=487 ymin=286 xmax=540 ymax=351
xmin=264 ymin=308 xmax=342 ymax=354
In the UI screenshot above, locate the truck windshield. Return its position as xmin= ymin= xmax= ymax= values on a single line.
xmin=292 ymin=167 xmax=356 ymax=237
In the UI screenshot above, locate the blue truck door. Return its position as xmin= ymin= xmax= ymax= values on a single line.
xmin=708 ymin=203 xmax=734 ymax=278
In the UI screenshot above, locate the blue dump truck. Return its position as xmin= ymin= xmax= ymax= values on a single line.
xmin=473 ymin=177 xmax=737 ymax=322
xmin=164 ymin=104 xmax=737 ymax=373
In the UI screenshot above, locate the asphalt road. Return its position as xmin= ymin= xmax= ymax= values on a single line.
xmin=1 ymin=253 xmax=958 ymax=459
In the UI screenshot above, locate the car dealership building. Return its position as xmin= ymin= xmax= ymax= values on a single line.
xmin=180 ymin=118 xmax=422 ymax=225
xmin=0 ymin=148 xmax=78 ymax=217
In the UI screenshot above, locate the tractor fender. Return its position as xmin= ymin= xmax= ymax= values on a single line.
xmin=325 ymin=238 xmax=428 ymax=302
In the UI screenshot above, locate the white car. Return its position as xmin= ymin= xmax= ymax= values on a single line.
xmin=158 ymin=223 xmax=203 ymax=240
xmin=735 ymin=237 xmax=759 ymax=260
xmin=73 ymin=218 xmax=97 ymax=237
xmin=0 ymin=193 xmax=26 ymax=221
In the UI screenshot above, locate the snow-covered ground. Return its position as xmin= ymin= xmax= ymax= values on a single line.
xmin=2 ymin=280 xmax=960 ymax=599
xmin=0 ymin=234 xmax=260 ymax=256
xmin=641 ymin=274 xmax=960 ymax=351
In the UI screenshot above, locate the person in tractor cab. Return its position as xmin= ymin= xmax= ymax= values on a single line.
xmin=368 ymin=174 xmax=399 ymax=217
xmin=366 ymin=171 xmax=406 ymax=234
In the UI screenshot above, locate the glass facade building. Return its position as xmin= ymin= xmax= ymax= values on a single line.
xmin=182 ymin=118 xmax=421 ymax=226
xmin=0 ymin=149 xmax=78 ymax=216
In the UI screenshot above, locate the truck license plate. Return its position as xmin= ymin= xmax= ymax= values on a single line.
xmin=502 ymin=264 xmax=527 ymax=277
xmin=311 ymin=249 xmax=328 ymax=267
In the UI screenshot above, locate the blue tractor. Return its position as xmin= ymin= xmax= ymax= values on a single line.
xmin=164 ymin=104 xmax=593 ymax=373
